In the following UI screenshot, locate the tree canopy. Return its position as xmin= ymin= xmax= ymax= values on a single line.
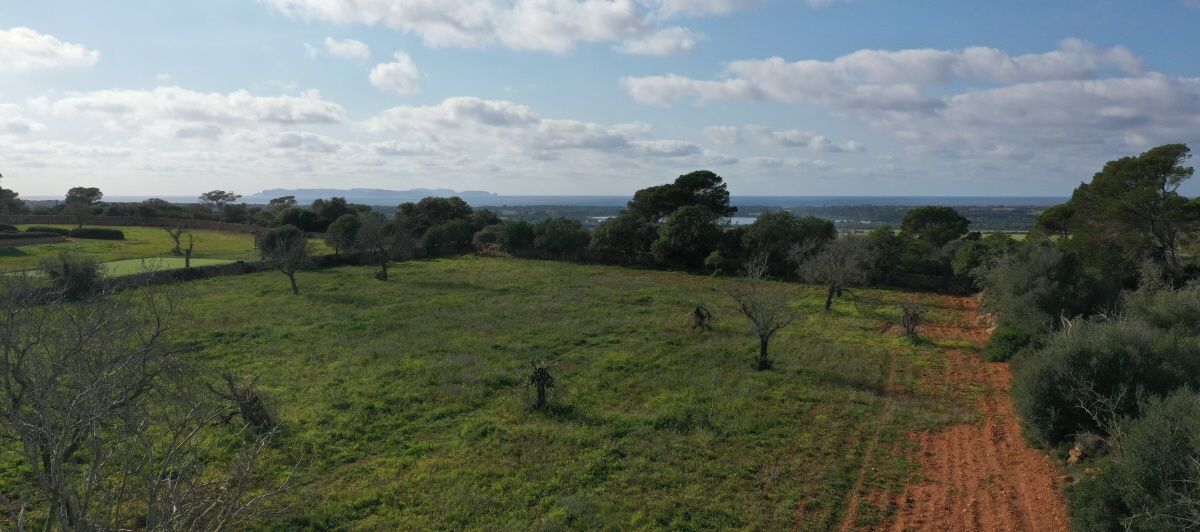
xmin=628 ymin=170 xmax=736 ymax=222
xmin=900 ymin=206 xmax=970 ymax=247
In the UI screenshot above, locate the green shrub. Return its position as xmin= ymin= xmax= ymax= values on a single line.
xmin=0 ymin=223 xmax=16 ymax=232
xmin=39 ymin=253 xmax=105 ymax=300
xmin=25 ymin=226 xmax=70 ymax=236
xmin=0 ymin=231 xmax=64 ymax=241
xmin=421 ymin=219 xmax=474 ymax=255
xmin=472 ymin=224 xmax=502 ymax=245
xmin=983 ymin=324 xmax=1032 ymax=362
xmin=1067 ymin=391 xmax=1200 ymax=531
xmin=981 ymin=239 xmax=1114 ymax=333
xmin=68 ymin=227 xmax=125 ymax=240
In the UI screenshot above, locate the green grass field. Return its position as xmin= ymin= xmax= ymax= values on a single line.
xmin=0 ymin=225 xmax=330 ymax=273
xmin=0 ymin=255 xmax=965 ymax=529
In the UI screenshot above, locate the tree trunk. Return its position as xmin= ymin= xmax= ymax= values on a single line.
xmin=825 ymin=286 xmax=836 ymax=311
xmin=287 ymin=272 xmax=299 ymax=295
xmin=379 ymin=260 xmax=389 ymax=281
xmin=536 ymin=383 xmax=547 ymax=409
xmin=757 ymin=336 xmax=771 ymax=370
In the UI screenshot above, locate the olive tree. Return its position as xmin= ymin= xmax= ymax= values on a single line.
xmin=357 ymin=213 xmax=415 ymax=281
xmin=63 ymin=186 xmax=103 ymax=228
xmin=795 ymin=236 xmax=871 ymax=311
xmin=258 ymin=225 xmax=311 ymax=294
xmin=729 ymin=255 xmax=796 ymax=370
xmin=0 ymin=278 xmax=287 ymax=530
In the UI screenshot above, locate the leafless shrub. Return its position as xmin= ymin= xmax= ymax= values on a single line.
xmin=729 ymin=255 xmax=796 ymax=370
xmin=527 ymin=362 xmax=556 ymax=410
xmin=208 ymin=373 xmax=276 ymax=433
xmin=899 ymin=302 xmax=924 ymax=341
xmin=689 ymin=301 xmax=714 ymax=331
xmin=794 ymin=236 xmax=871 ymax=312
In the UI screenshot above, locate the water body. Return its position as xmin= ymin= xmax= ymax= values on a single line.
xmin=29 ymin=194 xmax=1066 ymax=208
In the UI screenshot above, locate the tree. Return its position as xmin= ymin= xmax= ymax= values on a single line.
xmin=498 ymin=221 xmax=535 ymax=254
xmin=0 ymin=278 xmax=284 ymax=530
xmin=1067 ymin=143 xmax=1194 ymax=279
xmin=268 ymin=195 xmax=298 ymax=210
xmin=64 ymin=186 xmax=103 ymax=228
xmin=164 ymin=224 xmax=191 ymax=255
xmin=651 ymin=205 xmax=722 ymax=267
xmin=589 ymin=211 xmax=657 ymax=262
xmin=532 ymin=217 xmax=590 ymax=259
xmin=311 ymin=197 xmax=355 ymax=231
xmin=0 ymin=171 xmax=27 ymax=213
xmin=258 ymin=225 xmax=311 ymax=294
xmin=900 ymin=206 xmax=969 ymax=247
xmin=395 ymin=196 xmax=473 ymax=237
xmin=795 ymin=236 xmax=871 ymax=311
xmin=729 ymin=255 xmax=796 ymax=370
xmin=1032 ymin=203 xmax=1074 ymax=239
xmin=743 ymin=212 xmax=836 ymax=273
xmin=199 ymin=190 xmax=242 ymax=219
xmin=421 ymin=219 xmax=475 ymax=256
xmin=357 ymin=213 xmax=415 ymax=280
xmin=275 ymin=206 xmax=322 ymax=232
xmin=863 ymin=225 xmax=906 ymax=283
xmin=628 ymin=170 xmax=736 ymax=222
xmin=325 ymin=214 xmax=362 ymax=257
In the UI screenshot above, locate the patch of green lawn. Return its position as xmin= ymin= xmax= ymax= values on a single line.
xmin=0 ymin=225 xmax=329 ymax=272
xmin=136 ymin=256 xmax=961 ymax=529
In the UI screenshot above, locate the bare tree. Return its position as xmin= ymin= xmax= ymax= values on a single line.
xmin=164 ymin=225 xmax=190 ymax=256
xmin=795 ymin=236 xmax=871 ymax=312
xmin=0 ymin=278 xmax=288 ymax=530
xmin=526 ymin=362 xmax=556 ymax=410
xmin=357 ymin=213 xmax=415 ymax=281
xmin=689 ymin=301 xmax=714 ymax=331
xmin=899 ymin=302 xmax=924 ymax=341
xmin=729 ymin=255 xmax=796 ymax=370
xmin=258 ymin=226 xmax=311 ymax=295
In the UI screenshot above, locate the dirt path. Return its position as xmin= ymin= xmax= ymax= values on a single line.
xmin=884 ymin=296 xmax=1070 ymax=532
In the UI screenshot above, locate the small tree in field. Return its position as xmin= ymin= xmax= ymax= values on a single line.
xmin=164 ymin=224 xmax=190 ymax=255
xmin=795 ymin=236 xmax=871 ymax=312
xmin=899 ymin=302 xmax=924 ymax=341
xmin=527 ymin=362 xmax=556 ymax=410
xmin=258 ymin=225 xmax=311 ymax=294
xmin=729 ymin=255 xmax=796 ymax=370
xmin=357 ymin=213 xmax=415 ymax=281
xmin=63 ymin=186 xmax=103 ymax=228
xmin=325 ymin=214 xmax=361 ymax=258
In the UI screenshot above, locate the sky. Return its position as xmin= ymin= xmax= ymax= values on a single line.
xmin=1 ymin=0 xmax=1199 ymax=198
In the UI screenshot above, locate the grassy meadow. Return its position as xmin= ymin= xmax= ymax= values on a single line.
xmin=0 ymin=255 xmax=978 ymax=529
xmin=0 ymin=225 xmax=330 ymax=273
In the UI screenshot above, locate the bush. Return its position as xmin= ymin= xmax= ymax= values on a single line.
xmin=0 ymin=223 xmax=16 ymax=232
xmin=498 ymin=221 xmax=535 ymax=254
xmin=532 ymin=218 xmax=590 ymax=259
xmin=39 ymin=253 xmax=105 ymax=300
xmin=983 ymin=324 xmax=1033 ymax=362
xmin=981 ymin=239 xmax=1114 ymax=333
xmin=421 ymin=219 xmax=475 ymax=256
xmin=1067 ymin=391 xmax=1200 ymax=530
xmin=26 ymin=226 xmax=70 ymax=236
xmin=68 ymin=227 xmax=125 ymax=240
xmin=0 ymin=231 xmax=64 ymax=241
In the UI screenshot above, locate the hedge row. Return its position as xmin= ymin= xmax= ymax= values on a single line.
xmin=25 ymin=226 xmax=70 ymax=236
xmin=68 ymin=228 xmax=125 ymax=240
xmin=0 ymin=231 xmax=68 ymax=241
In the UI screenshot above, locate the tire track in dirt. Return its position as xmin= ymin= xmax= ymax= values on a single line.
xmin=836 ymin=349 xmax=901 ymax=532
xmin=883 ymin=296 xmax=1069 ymax=532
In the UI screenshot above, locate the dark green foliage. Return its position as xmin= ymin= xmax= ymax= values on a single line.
xmin=0 ymin=174 xmax=26 ymax=213
xmin=951 ymin=233 xmax=1017 ymax=286
xmin=311 ymin=197 xmax=356 ymax=231
xmin=901 ymin=206 xmax=970 ymax=247
xmin=983 ymin=324 xmax=1032 ymax=362
xmin=68 ymin=227 xmax=125 ymax=240
xmin=0 ymin=231 xmax=63 ymax=240
xmin=27 ymin=226 xmax=86 ymax=236
xmin=0 ymin=223 xmax=15 ymax=232
xmin=498 ymin=220 xmax=535 ymax=253
xmin=1068 ymin=391 xmax=1200 ymax=531
xmin=421 ymin=219 xmax=475 ymax=255
xmin=981 ymin=239 xmax=1112 ymax=333
xmin=532 ymin=217 xmax=590 ymax=259
xmin=396 ymin=196 xmax=473 ymax=237
xmin=863 ymin=225 xmax=905 ymax=283
xmin=627 ymin=170 xmax=736 ymax=221
xmin=1066 ymin=143 xmax=1194 ymax=280
xmin=257 ymin=225 xmax=312 ymax=294
xmin=651 ymin=205 xmax=721 ymax=267
xmin=472 ymin=224 xmax=503 ymax=245
xmin=589 ymin=211 xmax=657 ymax=262
xmin=325 ymin=214 xmax=362 ymax=256
xmin=275 ymin=206 xmax=323 ymax=232
xmin=1032 ymin=203 xmax=1074 ymax=239
xmin=38 ymin=253 xmax=104 ymax=300
xmin=468 ymin=209 xmax=502 ymax=231
xmin=1012 ymin=283 xmax=1200 ymax=446
xmin=743 ymin=211 xmax=835 ymax=274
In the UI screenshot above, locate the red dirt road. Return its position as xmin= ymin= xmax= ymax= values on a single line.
xmin=886 ymin=296 xmax=1070 ymax=532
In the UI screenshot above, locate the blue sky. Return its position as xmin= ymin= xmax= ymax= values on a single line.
xmin=1 ymin=0 xmax=1198 ymax=198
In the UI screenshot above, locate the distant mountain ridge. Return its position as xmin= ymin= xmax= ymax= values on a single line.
xmin=243 ymin=188 xmax=500 ymax=205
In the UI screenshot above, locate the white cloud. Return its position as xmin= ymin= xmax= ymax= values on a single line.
xmin=743 ymin=124 xmax=864 ymax=152
xmin=0 ymin=104 xmax=46 ymax=134
xmin=369 ymin=52 xmax=421 ymax=94
xmin=704 ymin=125 xmax=740 ymax=144
xmin=623 ymin=38 xmax=1143 ymax=109
xmin=617 ymin=26 xmax=700 ymax=56
xmin=0 ymin=27 xmax=100 ymax=70
xmin=50 ymin=87 xmax=345 ymax=139
xmin=324 ymin=37 xmax=372 ymax=59
xmin=648 ymin=0 xmax=762 ymax=16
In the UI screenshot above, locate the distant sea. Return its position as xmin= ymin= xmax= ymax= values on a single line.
xmin=27 ymin=195 xmax=1066 ymax=208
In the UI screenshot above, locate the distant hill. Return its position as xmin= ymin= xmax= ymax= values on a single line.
xmin=242 ymin=188 xmax=500 ymax=205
